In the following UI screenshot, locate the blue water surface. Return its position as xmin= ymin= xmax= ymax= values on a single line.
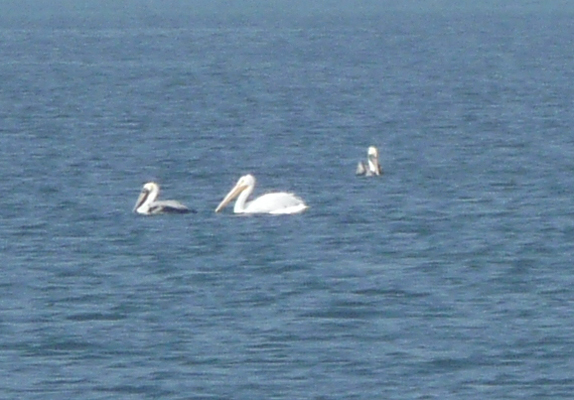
xmin=1 ymin=3 xmax=574 ymax=399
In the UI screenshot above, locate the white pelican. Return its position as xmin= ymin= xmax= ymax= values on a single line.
xmin=215 ymin=174 xmax=307 ymax=215
xmin=133 ymin=182 xmax=190 ymax=215
xmin=356 ymin=146 xmax=382 ymax=176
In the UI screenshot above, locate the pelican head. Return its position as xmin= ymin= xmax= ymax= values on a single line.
xmin=133 ymin=182 xmax=160 ymax=213
xmin=367 ymin=146 xmax=381 ymax=175
xmin=215 ymin=174 xmax=254 ymax=213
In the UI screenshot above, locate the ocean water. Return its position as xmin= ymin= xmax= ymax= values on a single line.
xmin=1 ymin=3 xmax=574 ymax=399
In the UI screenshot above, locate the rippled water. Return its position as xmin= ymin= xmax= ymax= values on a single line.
xmin=1 ymin=4 xmax=574 ymax=399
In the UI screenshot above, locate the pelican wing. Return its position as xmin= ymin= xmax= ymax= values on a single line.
xmin=356 ymin=161 xmax=367 ymax=175
xmin=245 ymin=192 xmax=307 ymax=214
xmin=148 ymin=200 xmax=190 ymax=214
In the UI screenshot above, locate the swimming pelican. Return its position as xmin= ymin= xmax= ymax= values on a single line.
xmin=215 ymin=174 xmax=307 ymax=215
xmin=133 ymin=182 xmax=190 ymax=215
xmin=356 ymin=146 xmax=382 ymax=176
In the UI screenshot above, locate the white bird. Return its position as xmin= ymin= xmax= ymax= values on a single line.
xmin=215 ymin=174 xmax=307 ymax=215
xmin=356 ymin=146 xmax=383 ymax=176
xmin=133 ymin=182 xmax=190 ymax=215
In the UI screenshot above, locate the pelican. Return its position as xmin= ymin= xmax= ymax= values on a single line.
xmin=215 ymin=174 xmax=307 ymax=215
xmin=133 ymin=182 xmax=190 ymax=215
xmin=356 ymin=146 xmax=382 ymax=176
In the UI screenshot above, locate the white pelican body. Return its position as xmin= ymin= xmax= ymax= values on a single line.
xmin=356 ymin=146 xmax=382 ymax=176
xmin=215 ymin=174 xmax=307 ymax=215
xmin=133 ymin=182 xmax=190 ymax=215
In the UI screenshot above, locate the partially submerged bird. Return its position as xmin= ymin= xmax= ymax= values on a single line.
xmin=133 ymin=182 xmax=190 ymax=215
xmin=215 ymin=174 xmax=307 ymax=215
xmin=356 ymin=146 xmax=382 ymax=176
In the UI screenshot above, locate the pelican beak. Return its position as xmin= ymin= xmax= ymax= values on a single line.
xmin=369 ymin=155 xmax=381 ymax=175
xmin=373 ymin=158 xmax=381 ymax=175
xmin=215 ymin=182 xmax=247 ymax=213
xmin=133 ymin=189 xmax=150 ymax=212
